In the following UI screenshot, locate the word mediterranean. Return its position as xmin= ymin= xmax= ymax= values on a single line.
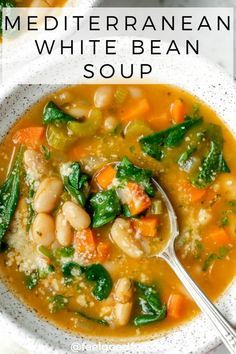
xmin=5 ymin=14 xmax=231 ymax=32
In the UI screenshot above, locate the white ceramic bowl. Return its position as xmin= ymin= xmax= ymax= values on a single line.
xmin=0 ymin=49 xmax=236 ymax=354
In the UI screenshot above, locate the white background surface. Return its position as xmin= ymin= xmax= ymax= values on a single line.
xmin=0 ymin=0 xmax=234 ymax=353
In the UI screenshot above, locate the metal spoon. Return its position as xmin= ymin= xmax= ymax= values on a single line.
xmin=152 ymin=178 xmax=236 ymax=354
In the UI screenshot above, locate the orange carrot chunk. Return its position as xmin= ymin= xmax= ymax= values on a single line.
xmin=170 ymin=99 xmax=186 ymax=124
xmin=74 ymin=228 xmax=96 ymax=254
xmin=133 ymin=216 xmax=159 ymax=237
xmin=127 ymin=182 xmax=151 ymax=216
xmin=181 ymin=181 xmax=207 ymax=203
xmin=96 ymin=165 xmax=116 ymax=190
xmin=97 ymin=241 xmax=111 ymax=261
xmin=121 ymin=98 xmax=150 ymax=122
xmin=148 ymin=113 xmax=171 ymax=130
xmin=12 ymin=127 xmax=45 ymax=150
xmin=210 ymin=228 xmax=231 ymax=247
xmin=188 ymin=186 xmax=207 ymax=203
xmin=167 ymin=293 xmax=185 ymax=319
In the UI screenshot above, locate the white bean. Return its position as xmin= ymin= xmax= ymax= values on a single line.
xmin=198 ymin=208 xmax=212 ymax=225
xmin=113 ymin=277 xmax=133 ymax=326
xmin=32 ymin=213 xmax=55 ymax=246
xmin=217 ymin=175 xmax=236 ymax=200
xmin=62 ymin=201 xmax=91 ymax=230
xmin=94 ymin=86 xmax=114 ymax=109
xmin=34 ymin=177 xmax=63 ymax=213
xmin=104 ymin=116 xmax=118 ymax=131
xmin=55 ymin=91 xmax=73 ymax=105
xmin=114 ymin=278 xmax=133 ymax=303
xmin=128 ymin=86 xmax=143 ymax=99
xmin=65 ymin=106 xmax=89 ymax=119
xmin=56 ymin=213 xmax=73 ymax=246
xmin=24 ymin=149 xmax=49 ymax=177
xmin=114 ymin=302 xmax=133 ymax=327
xmin=110 ymin=218 xmax=143 ymax=259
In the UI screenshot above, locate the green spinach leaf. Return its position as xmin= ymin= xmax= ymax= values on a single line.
xmin=0 ymin=148 xmax=21 ymax=245
xmin=228 ymin=200 xmax=236 ymax=214
xmin=193 ymin=240 xmax=204 ymax=259
xmin=26 ymin=187 xmax=35 ymax=232
xmin=116 ymin=157 xmax=154 ymax=196
xmin=25 ymin=270 xmax=39 ymax=290
xmin=62 ymin=162 xmax=89 ymax=206
xmin=56 ymin=246 xmax=75 ymax=258
xmin=43 ymin=101 xmax=76 ymax=124
xmin=48 ymin=294 xmax=69 ymax=313
xmin=39 ymin=265 xmax=55 ymax=279
xmin=62 ymin=261 xmax=84 ymax=284
xmin=202 ymin=246 xmax=230 ymax=271
xmin=85 ymin=264 xmax=112 ymax=301
xmin=177 ymin=146 xmax=197 ymax=170
xmin=41 ymin=145 xmax=51 ymax=160
xmin=133 ymin=282 xmax=166 ymax=326
xmin=135 ymin=282 xmax=162 ymax=313
xmin=133 ymin=311 xmax=167 ymax=327
xmin=219 ymin=211 xmax=230 ymax=227
xmin=192 ymin=124 xmax=230 ymax=188
xmin=90 ymin=188 xmax=121 ymax=228
xmin=76 ymin=311 xmax=109 ymax=326
xmin=140 ymin=118 xmax=202 ymax=160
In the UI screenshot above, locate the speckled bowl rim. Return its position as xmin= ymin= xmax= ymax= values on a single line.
xmin=0 ymin=47 xmax=235 ymax=354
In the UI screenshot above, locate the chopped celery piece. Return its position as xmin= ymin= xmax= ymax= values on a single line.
xmin=150 ymin=200 xmax=163 ymax=215
xmin=124 ymin=120 xmax=153 ymax=139
xmin=46 ymin=125 xmax=75 ymax=150
xmin=67 ymin=108 xmax=102 ymax=137
xmin=38 ymin=245 xmax=54 ymax=260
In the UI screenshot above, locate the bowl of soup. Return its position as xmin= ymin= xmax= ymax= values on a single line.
xmin=0 ymin=53 xmax=235 ymax=354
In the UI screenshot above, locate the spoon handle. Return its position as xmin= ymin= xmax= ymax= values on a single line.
xmin=161 ymin=249 xmax=236 ymax=354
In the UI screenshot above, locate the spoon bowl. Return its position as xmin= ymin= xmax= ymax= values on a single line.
xmin=151 ymin=178 xmax=179 ymax=255
xmin=151 ymin=177 xmax=236 ymax=354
